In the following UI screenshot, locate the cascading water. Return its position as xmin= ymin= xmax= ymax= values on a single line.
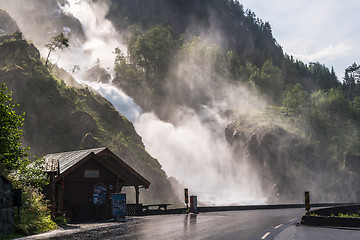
xmin=56 ymin=0 xmax=266 ymax=205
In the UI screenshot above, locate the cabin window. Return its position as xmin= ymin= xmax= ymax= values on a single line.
xmin=84 ymin=169 xmax=100 ymax=178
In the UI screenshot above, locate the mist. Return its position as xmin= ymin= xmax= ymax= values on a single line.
xmin=58 ymin=0 xmax=127 ymax=71
xmin=60 ymin=0 xmax=268 ymax=205
xmin=0 ymin=0 xmax=304 ymax=205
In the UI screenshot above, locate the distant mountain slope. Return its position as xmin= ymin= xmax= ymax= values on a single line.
xmin=0 ymin=36 xmax=181 ymax=205
xmin=107 ymin=0 xmax=283 ymax=67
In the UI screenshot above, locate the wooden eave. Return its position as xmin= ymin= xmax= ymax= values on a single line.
xmin=97 ymin=148 xmax=150 ymax=189
xmin=53 ymin=152 xmax=129 ymax=183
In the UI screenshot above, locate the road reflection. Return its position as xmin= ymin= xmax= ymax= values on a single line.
xmin=183 ymin=214 xmax=198 ymax=235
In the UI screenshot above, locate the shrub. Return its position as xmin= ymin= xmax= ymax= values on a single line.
xmin=14 ymin=185 xmax=57 ymax=236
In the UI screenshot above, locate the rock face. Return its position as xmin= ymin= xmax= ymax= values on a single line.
xmin=81 ymin=133 xmax=103 ymax=149
xmin=0 ymin=9 xmax=19 ymax=35
xmin=226 ymin=123 xmax=310 ymax=203
xmin=82 ymin=66 xmax=111 ymax=84
xmin=0 ymin=176 xmax=14 ymax=235
xmin=225 ymin=121 xmax=360 ymax=203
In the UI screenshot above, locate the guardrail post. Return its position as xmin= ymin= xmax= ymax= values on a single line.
xmin=184 ymin=188 xmax=189 ymax=209
xmin=305 ymin=191 xmax=310 ymax=214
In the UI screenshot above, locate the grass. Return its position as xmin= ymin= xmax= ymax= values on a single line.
xmin=309 ymin=213 xmax=319 ymax=217
xmin=331 ymin=213 xmax=360 ymax=218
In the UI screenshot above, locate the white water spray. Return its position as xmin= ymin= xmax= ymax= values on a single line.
xmin=54 ymin=0 xmax=126 ymax=72
xmin=57 ymin=0 xmax=266 ymax=205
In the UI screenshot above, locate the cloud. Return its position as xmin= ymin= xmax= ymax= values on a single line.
xmin=240 ymin=0 xmax=360 ymax=77
xmin=292 ymin=43 xmax=353 ymax=62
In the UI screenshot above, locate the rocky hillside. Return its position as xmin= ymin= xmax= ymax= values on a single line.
xmin=0 ymin=35 xmax=181 ymax=205
xmin=225 ymin=116 xmax=360 ymax=203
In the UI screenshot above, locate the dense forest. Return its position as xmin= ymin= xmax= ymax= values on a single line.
xmin=108 ymin=0 xmax=339 ymax=108
xmin=1 ymin=0 xmax=360 ymax=235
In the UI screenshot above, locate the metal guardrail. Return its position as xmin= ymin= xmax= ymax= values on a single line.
xmin=197 ymin=203 xmax=356 ymax=213
xmin=139 ymin=203 xmax=358 ymax=216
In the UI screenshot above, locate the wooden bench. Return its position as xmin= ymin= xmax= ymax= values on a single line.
xmin=142 ymin=204 xmax=171 ymax=211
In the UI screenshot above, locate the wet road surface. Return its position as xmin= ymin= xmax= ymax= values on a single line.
xmin=18 ymin=208 xmax=305 ymax=240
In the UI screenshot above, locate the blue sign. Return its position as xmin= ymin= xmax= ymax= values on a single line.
xmin=112 ymin=193 xmax=126 ymax=219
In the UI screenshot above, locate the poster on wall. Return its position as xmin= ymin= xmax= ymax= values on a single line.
xmin=93 ymin=185 xmax=107 ymax=205
xmin=112 ymin=193 xmax=126 ymax=220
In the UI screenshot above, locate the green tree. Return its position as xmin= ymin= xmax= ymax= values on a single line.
xmin=114 ymin=47 xmax=144 ymax=87
xmin=250 ymin=59 xmax=284 ymax=103
xmin=128 ymin=24 xmax=179 ymax=85
xmin=282 ymin=83 xmax=309 ymax=113
xmin=226 ymin=50 xmax=243 ymax=81
xmin=12 ymin=30 xmax=23 ymax=40
xmin=308 ymin=62 xmax=339 ymax=90
xmin=0 ymin=83 xmax=27 ymax=175
xmin=0 ymin=84 xmax=56 ymax=235
xmin=344 ymin=63 xmax=360 ymax=99
xmin=45 ymin=32 xmax=69 ymax=67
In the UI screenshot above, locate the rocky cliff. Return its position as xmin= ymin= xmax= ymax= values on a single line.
xmin=225 ymin=119 xmax=360 ymax=203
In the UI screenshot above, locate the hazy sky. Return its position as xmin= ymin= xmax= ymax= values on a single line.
xmin=240 ymin=0 xmax=360 ymax=79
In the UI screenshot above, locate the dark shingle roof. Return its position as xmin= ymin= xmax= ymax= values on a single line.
xmin=43 ymin=147 xmax=150 ymax=188
xmin=44 ymin=147 xmax=106 ymax=175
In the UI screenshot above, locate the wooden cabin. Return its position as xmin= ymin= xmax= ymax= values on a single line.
xmin=43 ymin=147 xmax=150 ymax=221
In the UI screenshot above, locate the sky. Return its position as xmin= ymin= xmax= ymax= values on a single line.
xmin=240 ymin=0 xmax=360 ymax=79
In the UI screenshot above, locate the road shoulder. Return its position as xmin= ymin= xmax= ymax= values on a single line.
xmin=274 ymin=224 xmax=360 ymax=240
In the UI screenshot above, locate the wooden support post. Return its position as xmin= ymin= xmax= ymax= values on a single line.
xmin=135 ymin=185 xmax=140 ymax=205
xmin=135 ymin=185 xmax=140 ymax=215
xmin=60 ymin=180 xmax=64 ymax=213
xmin=116 ymin=179 xmax=120 ymax=193
xmin=49 ymin=173 xmax=55 ymax=216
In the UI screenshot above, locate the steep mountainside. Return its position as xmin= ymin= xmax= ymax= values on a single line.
xmin=107 ymin=0 xmax=283 ymax=67
xmin=225 ymin=118 xmax=360 ymax=203
xmin=0 ymin=36 xmax=181 ymax=205
xmin=108 ymin=0 xmax=339 ymax=119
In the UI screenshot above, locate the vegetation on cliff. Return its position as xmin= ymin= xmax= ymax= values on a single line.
xmin=0 ymin=35 xmax=180 ymax=206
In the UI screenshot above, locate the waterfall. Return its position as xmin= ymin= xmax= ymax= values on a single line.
xmin=57 ymin=0 xmax=266 ymax=205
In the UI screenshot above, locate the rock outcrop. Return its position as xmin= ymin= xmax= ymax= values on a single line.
xmin=225 ymin=120 xmax=360 ymax=203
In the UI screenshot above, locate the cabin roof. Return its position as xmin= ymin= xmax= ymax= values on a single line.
xmin=44 ymin=147 xmax=106 ymax=175
xmin=43 ymin=147 xmax=150 ymax=188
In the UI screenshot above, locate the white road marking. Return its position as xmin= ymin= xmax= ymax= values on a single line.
xmin=289 ymin=218 xmax=297 ymax=222
xmin=261 ymin=232 xmax=271 ymax=239
xmin=275 ymin=224 xmax=283 ymax=229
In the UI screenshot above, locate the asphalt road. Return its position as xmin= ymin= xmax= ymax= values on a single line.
xmin=18 ymin=208 xmax=305 ymax=240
